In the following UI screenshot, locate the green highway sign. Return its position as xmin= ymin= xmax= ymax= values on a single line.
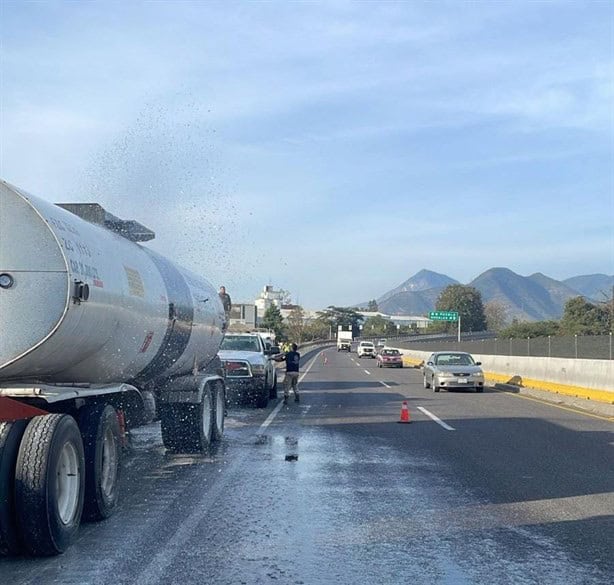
xmin=429 ymin=311 xmax=459 ymax=321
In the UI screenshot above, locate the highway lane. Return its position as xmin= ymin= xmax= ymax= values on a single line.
xmin=0 ymin=347 xmax=611 ymax=584
xmin=344 ymin=350 xmax=614 ymax=574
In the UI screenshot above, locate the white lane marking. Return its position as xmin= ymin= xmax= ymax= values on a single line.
xmin=379 ymin=381 xmax=391 ymax=388
xmin=299 ymin=349 xmax=322 ymax=383
xmin=417 ymin=406 xmax=455 ymax=431
xmin=364 ymin=370 xmax=371 ymax=375
xmin=133 ymin=347 xmax=327 ymax=585
xmin=260 ymin=400 xmax=284 ymax=430
xmin=261 ymin=347 xmax=325 ymax=429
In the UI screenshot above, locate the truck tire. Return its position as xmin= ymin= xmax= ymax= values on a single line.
xmin=159 ymin=406 xmax=181 ymax=452
xmin=160 ymin=385 xmax=214 ymax=453
xmin=212 ymin=383 xmax=225 ymax=442
xmin=15 ymin=414 xmax=85 ymax=556
xmin=0 ymin=420 xmax=27 ymax=555
xmin=269 ymin=372 xmax=278 ymax=399
xmin=78 ymin=403 xmax=121 ymax=521
xmin=255 ymin=382 xmax=269 ymax=409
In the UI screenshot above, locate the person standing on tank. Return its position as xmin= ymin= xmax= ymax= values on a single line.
xmin=218 ymin=286 xmax=232 ymax=331
xmin=219 ymin=285 xmax=232 ymax=316
xmin=275 ymin=343 xmax=301 ymax=404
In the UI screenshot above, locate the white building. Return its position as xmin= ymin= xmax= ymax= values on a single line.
xmin=356 ymin=311 xmax=431 ymax=329
xmin=254 ymin=285 xmax=284 ymax=320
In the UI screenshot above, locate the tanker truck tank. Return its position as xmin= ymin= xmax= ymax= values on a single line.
xmin=0 ymin=179 xmax=228 ymax=556
xmin=0 ymin=180 xmax=225 ymax=383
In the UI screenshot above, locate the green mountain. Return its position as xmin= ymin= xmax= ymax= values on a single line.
xmin=470 ymin=268 xmax=570 ymax=321
xmin=562 ymin=274 xmax=613 ymax=302
xmin=377 ymin=269 xmax=459 ymax=303
xmin=374 ymin=269 xmax=459 ymax=314
xmin=372 ymin=267 xmax=610 ymax=322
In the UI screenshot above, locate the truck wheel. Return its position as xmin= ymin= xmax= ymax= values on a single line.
xmin=15 ymin=414 xmax=85 ymax=556
xmin=212 ymin=383 xmax=225 ymax=442
xmin=0 ymin=420 xmax=27 ymax=555
xmin=160 ymin=406 xmax=181 ymax=451
xmin=161 ymin=385 xmax=214 ymax=453
xmin=255 ymin=383 xmax=269 ymax=408
xmin=269 ymin=372 xmax=278 ymax=399
xmin=78 ymin=404 xmax=121 ymax=521
xmin=186 ymin=385 xmax=214 ymax=452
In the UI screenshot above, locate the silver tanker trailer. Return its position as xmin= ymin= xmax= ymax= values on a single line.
xmin=0 ymin=179 xmax=227 ymax=556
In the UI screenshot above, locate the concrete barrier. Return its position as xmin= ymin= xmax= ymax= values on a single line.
xmin=397 ymin=348 xmax=614 ymax=405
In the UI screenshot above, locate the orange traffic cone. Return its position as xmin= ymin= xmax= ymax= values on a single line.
xmin=398 ymin=401 xmax=411 ymax=424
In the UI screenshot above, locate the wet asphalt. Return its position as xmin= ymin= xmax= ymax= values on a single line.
xmin=1 ymin=347 xmax=612 ymax=584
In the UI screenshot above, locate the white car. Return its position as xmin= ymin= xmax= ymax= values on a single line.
xmin=423 ymin=351 xmax=484 ymax=393
xmin=357 ymin=341 xmax=376 ymax=358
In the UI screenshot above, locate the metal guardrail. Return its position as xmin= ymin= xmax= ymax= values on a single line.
xmin=356 ymin=331 xmax=497 ymax=343
xmin=393 ymin=333 xmax=614 ymax=360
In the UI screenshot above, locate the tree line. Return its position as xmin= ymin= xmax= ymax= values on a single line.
xmin=258 ymin=285 xmax=612 ymax=343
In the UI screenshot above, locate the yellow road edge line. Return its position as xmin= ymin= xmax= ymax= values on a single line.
xmin=496 ymin=389 xmax=614 ymax=422
xmin=399 ymin=356 xmax=613 ymax=418
xmin=484 ymin=371 xmax=614 ymax=405
xmin=402 ymin=356 xmax=423 ymax=367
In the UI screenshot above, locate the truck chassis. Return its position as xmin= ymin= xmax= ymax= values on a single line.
xmin=0 ymin=376 xmax=225 ymax=556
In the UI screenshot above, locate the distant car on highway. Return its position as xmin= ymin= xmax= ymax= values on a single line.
xmin=376 ymin=348 xmax=403 ymax=368
xmin=423 ymin=351 xmax=484 ymax=392
xmin=376 ymin=338 xmax=386 ymax=347
xmin=357 ymin=341 xmax=376 ymax=358
xmin=218 ymin=333 xmax=278 ymax=407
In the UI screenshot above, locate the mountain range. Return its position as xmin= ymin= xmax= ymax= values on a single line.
xmin=366 ymin=269 xmax=613 ymax=322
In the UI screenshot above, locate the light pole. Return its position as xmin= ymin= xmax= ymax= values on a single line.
xmin=457 ymin=313 xmax=461 ymax=343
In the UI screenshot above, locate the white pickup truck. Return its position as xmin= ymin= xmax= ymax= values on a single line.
xmin=357 ymin=341 xmax=376 ymax=358
xmin=218 ymin=333 xmax=278 ymax=407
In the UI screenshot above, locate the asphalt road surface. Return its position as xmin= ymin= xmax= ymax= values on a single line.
xmin=1 ymin=347 xmax=612 ymax=584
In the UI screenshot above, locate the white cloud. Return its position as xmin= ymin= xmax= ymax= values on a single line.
xmin=1 ymin=1 xmax=612 ymax=307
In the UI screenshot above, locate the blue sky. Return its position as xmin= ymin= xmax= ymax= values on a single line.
xmin=1 ymin=1 xmax=612 ymax=308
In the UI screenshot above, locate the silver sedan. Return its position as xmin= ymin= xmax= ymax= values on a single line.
xmin=423 ymin=351 xmax=485 ymax=393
